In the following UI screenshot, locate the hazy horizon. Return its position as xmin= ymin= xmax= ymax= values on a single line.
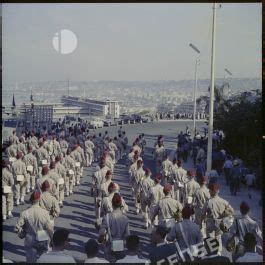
xmin=2 ymin=3 xmax=262 ymax=84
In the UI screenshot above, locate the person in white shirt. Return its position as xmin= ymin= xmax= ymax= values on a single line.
xmin=37 ymin=228 xmax=76 ymax=263
xmin=84 ymin=239 xmax=109 ymax=263
xmin=236 ymin=233 xmax=263 ymax=262
xmin=116 ymin=235 xmax=150 ymax=264
xmin=245 ymin=169 xmax=255 ymax=199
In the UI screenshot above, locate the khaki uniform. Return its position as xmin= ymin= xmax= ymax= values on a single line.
xmin=63 ymin=155 xmax=76 ymax=195
xmin=93 ymin=166 xmax=109 ymax=221
xmin=185 ymin=178 xmax=200 ymax=204
xmin=161 ymin=159 xmax=173 ymax=185
xmin=54 ymin=162 xmax=67 ymax=204
xmin=173 ymin=167 xmax=187 ymax=203
xmin=36 ymin=147 xmax=50 ymax=177
xmin=6 ymin=144 xmax=17 ymax=160
xmin=132 ymin=144 xmax=142 ymax=155
xmin=154 ymin=145 xmax=166 ymax=172
xmin=201 ymin=194 xmax=234 ymax=254
xmin=70 ymin=149 xmax=82 ymax=185
xmin=37 ymin=175 xmax=58 ymax=200
xmin=59 ymin=140 xmax=69 ymax=156
xmin=27 ymin=137 xmax=39 ymax=151
xmin=95 ymin=137 xmax=104 ymax=161
xmin=99 ymin=208 xmax=130 ymax=242
xmin=9 ymin=134 xmax=19 ymax=145
xmin=17 ymin=142 xmax=27 ymax=155
xmin=139 ymin=176 xmax=154 ymax=226
xmin=151 ymin=195 xmax=183 ymax=228
xmin=23 ymin=153 xmax=38 ymax=192
xmin=130 ymin=167 xmax=145 ymax=212
xmin=11 ymin=159 xmax=28 ymax=204
xmin=193 ymin=185 xmax=210 ymax=237
xmin=101 ymin=192 xmax=129 ymax=217
xmin=39 ymin=191 xmax=60 ymax=228
xmin=167 ymin=219 xmax=203 ymax=252
xmin=52 ymin=140 xmax=62 ymax=158
xmin=68 ymin=135 xmax=77 ymax=150
xmin=15 ymin=204 xmax=53 ymax=263
xmin=47 ymin=169 xmax=60 ymax=201
xmin=2 ymin=168 xmax=14 ymax=217
xmin=84 ymin=140 xmax=95 ymax=166
xmin=108 ymin=142 xmax=118 ymax=163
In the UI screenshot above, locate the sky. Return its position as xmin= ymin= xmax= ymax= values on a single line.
xmin=2 ymin=3 xmax=262 ymax=84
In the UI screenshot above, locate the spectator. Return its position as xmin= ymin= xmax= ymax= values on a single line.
xmin=230 ymin=160 xmax=242 ymax=196
xmin=116 ymin=235 xmax=149 ymax=263
xmin=236 ymin=233 xmax=263 ymax=262
xmin=245 ymin=169 xmax=255 ymax=199
xmin=223 ymin=155 xmax=233 ymax=185
xmin=84 ymin=239 xmax=109 ymax=263
xmin=37 ymin=229 xmax=75 ymax=263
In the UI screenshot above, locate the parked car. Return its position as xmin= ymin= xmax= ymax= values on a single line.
xmin=103 ymin=119 xmax=115 ymax=127
xmin=141 ymin=115 xmax=151 ymax=123
xmin=89 ymin=119 xmax=104 ymax=129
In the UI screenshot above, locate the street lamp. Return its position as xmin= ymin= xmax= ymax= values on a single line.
xmin=189 ymin=43 xmax=201 ymax=138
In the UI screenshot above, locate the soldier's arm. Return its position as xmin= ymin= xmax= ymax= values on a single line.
xmin=10 ymin=171 xmax=15 ymax=186
xmin=44 ymin=212 xmax=54 ymax=239
xmin=54 ymin=199 xmax=60 ymax=217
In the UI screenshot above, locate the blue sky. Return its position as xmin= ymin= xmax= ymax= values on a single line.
xmin=2 ymin=3 xmax=262 ymax=83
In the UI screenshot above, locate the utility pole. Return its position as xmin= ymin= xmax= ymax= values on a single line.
xmin=67 ymin=79 xmax=70 ymax=115
xmin=207 ymin=3 xmax=218 ymax=172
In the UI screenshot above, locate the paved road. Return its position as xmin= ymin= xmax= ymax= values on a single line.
xmin=3 ymin=120 xmax=262 ymax=262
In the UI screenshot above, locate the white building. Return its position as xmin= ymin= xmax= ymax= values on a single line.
xmin=61 ymin=95 xmax=120 ymax=118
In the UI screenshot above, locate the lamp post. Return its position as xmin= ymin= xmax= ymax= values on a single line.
xmin=206 ymin=3 xmax=218 ymax=172
xmin=189 ymin=43 xmax=200 ymax=138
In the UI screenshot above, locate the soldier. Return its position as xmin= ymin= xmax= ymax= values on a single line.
xmin=166 ymin=205 xmax=203 ymax=257
xmin=9 ymin=130 xmax=19 ymax=145
xmin=12 ymin=152 xmax=28 ymax=206
xmin=2 ymin=160 xmax=14 ymax=220
xmin=108 ymin=138 xmax=118 ymax=163
xmin=68 ymin=133 xmax=77 ymax=150
xmin=151 ymin=184 xmax=183 ymax=229
xmin=39 ymin=180 xmax=60 ymax=229
xmin=139 ymin=168 xmax=154 ymax=229
xmin=17 ymin=137 xmax=27 ymax=155
xmin=98 ymin=193 xmax=130 ymax=261
xmin=132 ymin=141 xmax=142 ymax=155
xmin=36 ymin=166 xmax=58 ymax=200
xmin=93 ymin=159 xmax=109 ymax=223
xmin=54 ymin=156 xmax=67 ymax=207
xmin=76 ymin=142 xmax=85 ymax=177
xmin=84 ymin=135 xmax=95 ymax=167
xmin=59 ymin=136 xmax=69 ymax=156
xmin=63 ymin=149 xmax=76 ymax=196
xmin=173 ymin=160 xmax=188 ymax=203
xmin=5 ymin=142 xmax=17 ymax=162
xmin=154 ymin=141 xmax=166 ymax=173
xmin=161 ymin=153 xmax=173 ymax=186
xmin=129 ymin=159 xmax=145 ymax=214
xmin=96 ymin=133 xmax=105 ymax=161
xmin=15 ymin=191 xmax=53 ymax=263
xmin=52 ymin=136 xmax=62 ymax=158
xmin=47 ymin=161 xmax=60 ymax=202
xmin=36 ymin=140 xmax=50 ymax=178
xmin=201 ymin=182 xmax=234 ymax=255
xmin=27 ymin=132 xmax=39 ymax=151
xmin=70 ymin=145 xmax=82 ymax=185
xmin=121 ymin=131 xmax=128 ymax=155
xmin=184 ymin=170 xmax=200 ymax=205
xmin=113 ymin=136 xmax=121 ymax=160
xmin=228 ymin=201 xmax=263 ymax=259
xmin=193 ymin=176 xmax=210 ymax=238
xmin=117 ymin=134 xmax=125 ymax=159
xmin=21 ymin=147 xmax=36 ymax=192
xmin=101 ymin=182 xmax=128 ymax=218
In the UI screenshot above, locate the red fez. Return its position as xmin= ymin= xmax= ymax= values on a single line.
xmin=42 ymin=166 xmax=49 ymax=175
xmin=106 ymin=170 xmax=112 ymax=176
xmin=55 ymin=156 xmax=61 ymax=162
xmin=163 ymin=184 xmax=172 ymax=194
xmin=177 ymin=160 xmax=182 ymax=167
xmin=50 ymin=161 xmax=56 ymax=169
xmin=112 ymin=193 xmax=122 ymax=207
xmin=208 ymin=183 xmax=220 ymax=192
xmin=30 ymin=191 xmax=40 ymax=202
xmin=198 ymin=176 xmax=207 ymax=184
xmin=41 ymin=180 xmax=50 ymax=191
xmin=137 ymin=159 xmax=143 ymax=165
xmin=187 ymin=170 xmax=196 ymax=177
xmin=134 ymin=150 xmax=139 ymax=155
xmin=154 ymin=174 xmax=161 ymax=183
xmin=240 ymin=201 xmax=250 ymax=215
xmin=16 ymin=152 xmax=23 ymax=159
xmin=108 ymin=182 xmax=119 ymax=193
xmin=28 ymin=146 xmax=33 ymax=152
xmin=182 ymin=205 xmax=194 ymax=219
xmin=145 ymin=168 xmax=151 ymax=175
